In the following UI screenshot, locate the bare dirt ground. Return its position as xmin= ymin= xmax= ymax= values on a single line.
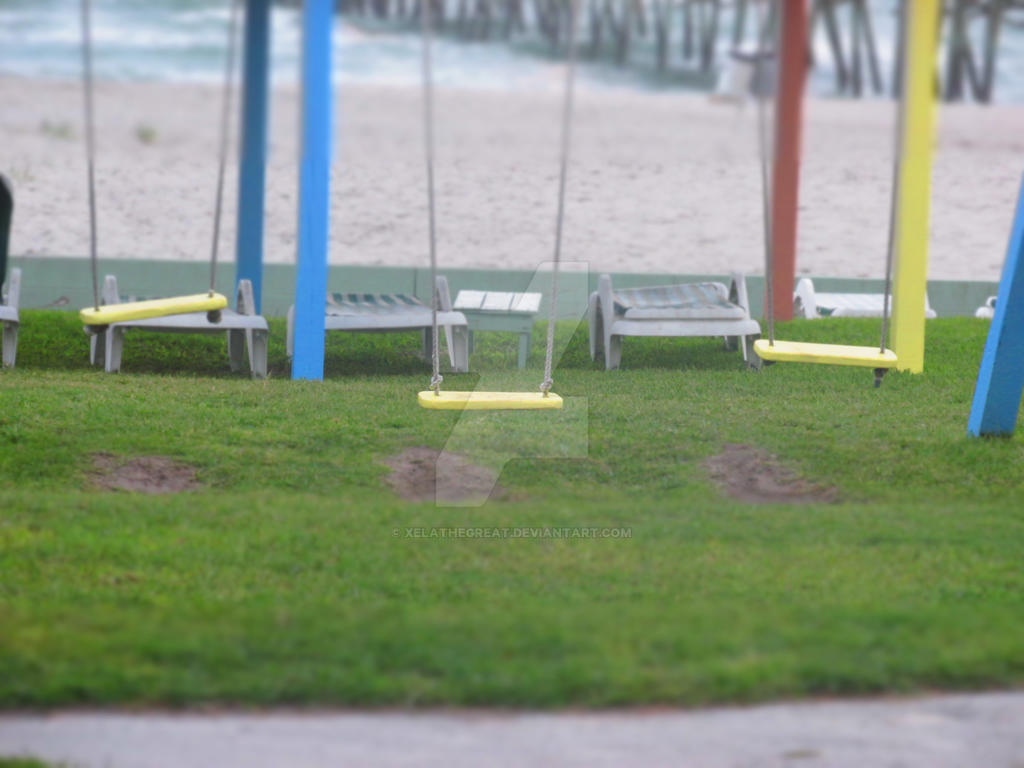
xmin=90 ymin=453 xmax=200 ymax=494
xmin=384 ymin=446 xmax=500 ymax=504
xmin=704 ymin=443 xmax=838 ymax=505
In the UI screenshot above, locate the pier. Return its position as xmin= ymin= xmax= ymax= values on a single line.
xmin=339 ymin=0 xmax=1024 ymax=103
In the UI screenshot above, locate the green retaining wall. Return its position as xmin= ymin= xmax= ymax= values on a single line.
xmin=9 ymin=255 xmax=1000 ymax=320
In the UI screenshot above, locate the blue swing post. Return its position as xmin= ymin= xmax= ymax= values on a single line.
xmin=234 ymin=0 xmax=272 ymax=312
xmin=968 ymin=174 xmax=1024 ymax=437
xmin=292 ymin=0 xmax=334 ymax=381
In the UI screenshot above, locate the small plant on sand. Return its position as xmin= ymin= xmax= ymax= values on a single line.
xmin=39 ymin=119 xmax=74 ymax=141
xmin=134 ymin=123 xmax=158 ymax=145
xmin=8 ymin=161 xmax=35 ymax=185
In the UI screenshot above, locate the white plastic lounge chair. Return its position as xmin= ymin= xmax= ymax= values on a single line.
xmin=794 ymin=278 xmax=937 ymax=319
xmin=88 ymin=275 xmax=269 ymax=378
xmin=710 ymin=56 xmax=755 ymax=105
xmin=710 ymin=48 xmax=771 ymax=106
xmin=975 ymin=296 xmax=997 ymax=319
xmin=1 ymin=173 xmax=19 ymax=368
xmin=589 ymin=273 xmax=761 ymax=370
xmin=286 ymin=275 xmax=470 ymax=372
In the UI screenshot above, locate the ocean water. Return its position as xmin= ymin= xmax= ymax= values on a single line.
xmin=0 ymin=0 xmax=570 ymax=90
xmin=1 ymin=0 xmax=1024 ymax=101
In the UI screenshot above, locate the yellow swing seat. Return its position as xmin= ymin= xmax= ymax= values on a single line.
xmin=418 ymin=391 xmax=564 ymax=410
xmin=753 ymin=339 xmax=898 ymax=368
xmin=80 ymin=292 xmax=229 ymax=326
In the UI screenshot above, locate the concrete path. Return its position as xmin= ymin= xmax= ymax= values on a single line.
xmin=1 ymin=692 xmax=1022 ymax=768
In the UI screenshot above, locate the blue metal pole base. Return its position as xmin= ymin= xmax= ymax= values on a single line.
xmin=292 ymin=0 xmax=334 ymax=381
xmin=968 ymin=174 xmax=1024 ymax=437
xmin=235 ymin=0 xmax=272 ymax=313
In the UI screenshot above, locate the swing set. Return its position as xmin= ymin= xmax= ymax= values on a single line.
xmin=67 ymin=0 xmax=938 ymax=392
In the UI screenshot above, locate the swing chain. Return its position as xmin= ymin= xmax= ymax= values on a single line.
xmin=754 ymin=0 xmax=776 ymax=347
xmin=540 ymin=0 xmax=581 ymax=396
xmin=79 ymin=0 xmax=100 ymax=311
xmin=421 ymin=0 xmax=444 ymax=395
xmin=879 ymin=0 xmax=909 ymax=356
xmin=209 ymin=0 xmax=243 ymax=297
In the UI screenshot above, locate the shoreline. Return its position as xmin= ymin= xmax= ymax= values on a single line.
xmin=2 ymin=75 xmax=1022 ymax=281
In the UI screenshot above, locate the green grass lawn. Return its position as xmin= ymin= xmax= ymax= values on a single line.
xmin=0 ymin=310 xmax=1022 ymax=708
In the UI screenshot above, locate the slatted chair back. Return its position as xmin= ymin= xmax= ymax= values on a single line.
xmin=613 ymin=282 xmax=746 ymax=320
xmin=328 ymin=293 xmax=429 ymax=317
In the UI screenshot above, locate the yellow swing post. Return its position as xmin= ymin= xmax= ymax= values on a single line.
xmin=889 ymin=0 xmax=941 ymax=374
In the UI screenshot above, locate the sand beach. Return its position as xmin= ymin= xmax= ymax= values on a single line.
xmin=2 ymin=75 xmax=1022 ymax=281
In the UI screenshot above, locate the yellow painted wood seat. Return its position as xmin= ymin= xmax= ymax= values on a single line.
xmin=753 ymin=339 xmax=898 ymax=368
xmin=417 ymin=391 xmax=563 ymax=410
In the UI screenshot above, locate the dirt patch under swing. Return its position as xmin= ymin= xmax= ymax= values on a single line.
xmin=704 ymin=444 xmax=838 ymax=505
xmin=384 ymin=447 xmax=502 ymax=504
xmin=91 ymin=453 xmax=201 ymax=495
